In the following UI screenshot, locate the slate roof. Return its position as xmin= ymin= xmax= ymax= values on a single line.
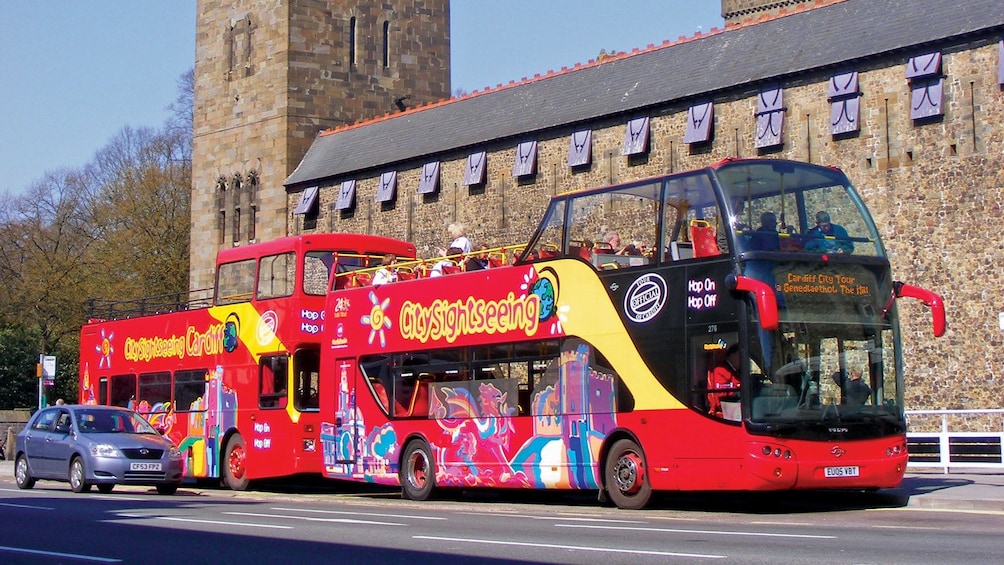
xmin=285 ymin=0 xmax=1004 ymax=188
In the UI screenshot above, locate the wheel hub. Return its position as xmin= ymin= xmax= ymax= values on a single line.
xmin=612 ymin=452 xmax=645 ymax=494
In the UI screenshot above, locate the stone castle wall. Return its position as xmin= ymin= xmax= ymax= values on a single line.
xmin=291 ymin=38 xmax=1004 ymax=412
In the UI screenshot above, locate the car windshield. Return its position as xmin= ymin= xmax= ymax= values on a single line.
xmin=76 ymin=410 xmax=158 ymax=434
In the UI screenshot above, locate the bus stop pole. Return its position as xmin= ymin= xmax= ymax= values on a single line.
xmin=36 ymin=356 xmax=45 ymax=410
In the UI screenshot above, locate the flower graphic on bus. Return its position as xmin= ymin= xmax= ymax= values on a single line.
xmin=361 ymin=291 xmax=392 ymax=348
xmin=95 ymin=328 xmax=114 ymax=369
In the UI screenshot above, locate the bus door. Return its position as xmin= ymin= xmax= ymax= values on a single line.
xmin=331 ymin=357 xmax=359 ymax=464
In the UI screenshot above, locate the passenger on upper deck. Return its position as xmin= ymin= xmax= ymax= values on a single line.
xmin=372 ymin=254 xmax=398 ymax=286
xmin=465 ymin=244 xmax=489 ymax=271
xmin=603 ymin=231 xmax=642 ymax=256
xmin=429 ymin=247 xmax=463 ymax=277
xmin=446 ymin=222 xmax=473 ymax=255
xmin=603 ymin=231 xmax=623 ymax=253
xmin=747 ymin=212 xmax=781 ymax=251
xmin=804 ymin=211 xmax=853 ymax=254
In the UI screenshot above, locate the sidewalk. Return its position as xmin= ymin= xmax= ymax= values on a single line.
xmin=0 ymin=458 xmax=1000 ymax=511
xmin=887 ymin=470 xmax=1004 ymax=512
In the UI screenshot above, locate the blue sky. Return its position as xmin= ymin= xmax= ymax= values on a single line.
xmin=0 ymin=1 xmax=722 ymax=195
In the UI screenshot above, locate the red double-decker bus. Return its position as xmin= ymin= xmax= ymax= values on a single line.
xmin=79 ymin=233 xmax=415 ymax=489
xmin=318 ymin=159 xmax=945 ymax=509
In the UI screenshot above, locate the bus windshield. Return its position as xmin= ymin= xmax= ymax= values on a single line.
xmin=748 ymin=316 xmax=903 ymax=437
xmin=716 ymin=159 xmax=884 ymax=258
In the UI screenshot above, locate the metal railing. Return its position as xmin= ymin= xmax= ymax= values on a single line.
xmin=906 ymin=409 xmax=1004 ymax=472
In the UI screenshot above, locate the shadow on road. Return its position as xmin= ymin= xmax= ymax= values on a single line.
xmin=238 ymin=474 xmax=923 ymax=514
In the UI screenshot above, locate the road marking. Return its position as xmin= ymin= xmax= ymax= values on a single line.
xmin=0 ymin=501 xmax=54 ymax=510
xmin=555 ymin=523 xmax=835 ymax=539
xmin=413 ymin=535 xmax=725 ymax=559
xmin=115 ymin=513 xmax=291 ymax=529
xmin=225 ymin=511 xmax=404 ymax=526
xmin=0 ymin=544 xmax=121 ymax=562
xmin=459 ymin=511 xmax=645 ymax=524
xmin=271 ymin=506 xmax=446 ymax=520
xmin=869 ymin=507 xmax=1004 ymax=517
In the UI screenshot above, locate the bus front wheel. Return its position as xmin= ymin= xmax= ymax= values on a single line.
xmin=604 ymin=438 xmax=652 ymax=510
xmin=223 ymin=434 xmax=250 ymax=491
xmin=401 ymin=440 xmax=436 ymax=501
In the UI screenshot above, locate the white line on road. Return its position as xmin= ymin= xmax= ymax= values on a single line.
xmin=458 ymin=511 xmax=646 ymax=524
xmin=114 ymin=513 xmax=292 ymax=529
xmin=0 ymin=501 xmax=54 ymax=510
xmin=271 ymin=506 xmax=447 ymax=520
xmin=413 ymin=535 xmax=725 ymax=559
xmin=555 ymin=523 xmax=836 ymax=539
xmin=226 ymin=511 xmax=405 ymax=526
xmin=0 ymin=544 xmax=121 ymax=563
xmin=869 ymin=507 xmax=1004 ymax=517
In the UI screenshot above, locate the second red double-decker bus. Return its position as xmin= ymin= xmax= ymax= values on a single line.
xmin=318 ymin=159 xmax=944 ymax=509
xmin=79 ymin=233 xmax=415 ymax=489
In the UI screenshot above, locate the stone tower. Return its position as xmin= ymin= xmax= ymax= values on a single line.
xmin=190 ymin=0 xmax=451 ymax=291
xmin=720 ymin=0 xmax=813 ymax=26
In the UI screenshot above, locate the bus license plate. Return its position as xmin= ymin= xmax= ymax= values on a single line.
xmin=824 ymin=465 xmax=859 ymax=478
xmin=130 ymin=462 xmax=162 ymax=472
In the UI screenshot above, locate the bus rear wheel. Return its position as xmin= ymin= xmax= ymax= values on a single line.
xmin=223 ymin=434 xmax=250 ymax=491
xmin=401 ymin=440 xmax=436 ymax=501
xmin=604 ymin=438 xmax=652 ymax=510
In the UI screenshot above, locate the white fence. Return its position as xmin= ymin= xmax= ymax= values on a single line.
xmin=906 ymin=409 xmax=1004 ymax=472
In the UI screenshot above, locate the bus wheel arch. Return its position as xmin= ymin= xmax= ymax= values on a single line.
xmin=400 ymin=437 xmax=436 ymax=501
xmin=222 ymin=431 xmax=250 ymax=491
xmin=601 ymin=433 xmax=652 ymax=510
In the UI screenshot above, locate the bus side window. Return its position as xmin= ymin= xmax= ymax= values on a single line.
xmin=259 ymin=354 xmax=289 ymax=409
xmin=109 ymin=374 xmax=137 ymax=408
xmin=293 ymin=347 xmax=320 ymax=411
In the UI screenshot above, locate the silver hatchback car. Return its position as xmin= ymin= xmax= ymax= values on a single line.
xmin=13 ymin=405 xmax=183 ymax=494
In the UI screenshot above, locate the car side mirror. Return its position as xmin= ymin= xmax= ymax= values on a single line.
xmin=55 ymin=423 xmax=71 ymax=435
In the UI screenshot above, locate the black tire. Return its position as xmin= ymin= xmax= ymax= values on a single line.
xmin=223 ymin=434 xmax=250 ymax=491
xmin=69 ymin=457 xmax=91 ymax=493
xmin=156 ymin=484 xmax=179 ymax=495
xmin=400 ymin=440 xmax=436 ymax=501
xmin=604 ymin=438 xmax=652 ymax=510
xmin=97 ymin=484 xmax=115 ymax=494
xmin=14 ymin=454 xmax=35 ymax=489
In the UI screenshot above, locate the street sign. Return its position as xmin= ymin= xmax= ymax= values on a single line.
xmin=41 ymin=355 xmax=56 ymax=387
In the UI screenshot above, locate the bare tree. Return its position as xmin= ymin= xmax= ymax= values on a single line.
xmin=0 ymin=69 xmax=193 ymax=409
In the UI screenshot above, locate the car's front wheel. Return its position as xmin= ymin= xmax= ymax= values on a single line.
xmin=15 ymin=455 xmax=35 ymax=489
xmin=69 ymin=457 xmax=91 ymax=493
xmin=156 ymin=484 xmax=179 ymax=495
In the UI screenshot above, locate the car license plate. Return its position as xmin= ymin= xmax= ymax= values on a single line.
xmin=824 ymin=465 xmax=859 ymax=477
xmin=130 ymin=462 xmax=162 ymax=472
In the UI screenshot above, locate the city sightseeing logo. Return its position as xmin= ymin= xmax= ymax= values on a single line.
xmin=95 ymin=328 xmax=115 ymax=368
xmin=360 ymin=291 xmax=392 ymax=347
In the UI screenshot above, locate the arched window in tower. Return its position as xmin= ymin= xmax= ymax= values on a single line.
xmin=349 ymin=16 xmax=357 ymax=69
xmin=216 ymin=176 xmax=228 ymax=245
xmin=382 ymin=20 xmax=390 ymax=68
xmin=230 ymin=173 xmax=242 ymax=243
xmin=246 ymin=170 xmax=258 ymax=242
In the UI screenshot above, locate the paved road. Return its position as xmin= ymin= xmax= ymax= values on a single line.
xmin=1 ymin=460 xmax=1003 ymax=564
xmin=3 ymin=458 xmax=1003 ymax=511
